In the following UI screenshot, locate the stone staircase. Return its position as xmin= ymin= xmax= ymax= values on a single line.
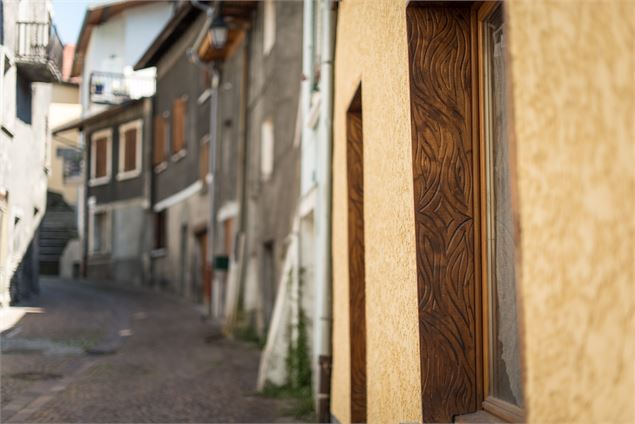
xmin=39 ymin=192 xmax=78 ymax=275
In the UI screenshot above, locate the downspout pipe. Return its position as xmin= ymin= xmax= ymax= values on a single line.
xmin=315 ymin=0 xmax=335 ymax=421
xmin=188 ymin=0 xmax=221 ymax=319
xmin=301 ymin=0 xmax=318 ymax=410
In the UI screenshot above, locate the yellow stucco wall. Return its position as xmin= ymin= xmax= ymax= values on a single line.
xmin=331 ymin=1 xmax=634 ymax=423
xmin=506 ymin=1 xmax=634 ymax=422
xmin=331 ymin=0 xmax=422 ymax=423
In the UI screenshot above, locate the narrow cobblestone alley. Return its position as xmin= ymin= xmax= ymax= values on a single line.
xmin=1 ymin=279 xmax=296 ymax=423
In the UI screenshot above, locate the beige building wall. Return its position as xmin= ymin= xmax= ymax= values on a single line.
xmin=506 ymin=1 xmax=634 ymax=422
xmin=331 ymin=0 xmax=421 ymax=423
xmin=49 ymin=83 xmax=81 ymax=205
xmin=331 ymin=0 xmax=634 ymax=423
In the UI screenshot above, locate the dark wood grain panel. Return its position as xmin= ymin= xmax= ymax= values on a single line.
xmin=346 ymin=87 xmax=366 ymax=424
xmin=407 ymin=5 xmax=480 ymax=423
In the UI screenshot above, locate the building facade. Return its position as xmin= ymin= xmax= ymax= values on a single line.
xmin=59 ymin=98 xmax=154 ymax=285
xmin=330 ymin=1 xmax=634 ymax=423
xmin=40 ymin=45 xmax=82 ymax=276
xmin=53 ymin=0 xmax=174 ymax=285
xmin=136 ymin=1 xmax=304 ymax=343
xmin=135 ymin=5 xmax=214 ymax=301
xmin=0 ymin=0 xmax=61 ymax=305
xmin=71 ymin=0 xmax=173 ymax=116
xmin=239 ymin=0 xmax=303 ymax=340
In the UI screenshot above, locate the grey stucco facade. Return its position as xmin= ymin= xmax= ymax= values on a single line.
xmin=240 ymin=0 xmax=303 ymax=334
xmin=136 ymin=1 xmax=304 ymax=330
xmin=83 ymin=98 xmax=154 ymax=286
xmin=149 ymin=13 xmax=212 ymax=301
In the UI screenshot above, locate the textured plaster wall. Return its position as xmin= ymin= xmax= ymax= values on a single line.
xmin=332 ymin=1 xmax=634 ymax=422
xmin=331 ymin=0 xmax=421 ymax=422
xmin=506 ymin=1 xmax=634 ymax=422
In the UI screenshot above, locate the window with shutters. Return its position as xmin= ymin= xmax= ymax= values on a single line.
xmin=406 ymin=3 xmax=523 ymax=422
xmin=89 ymin=128 xmax=112 ymax=186
xmin=171 ymin=97 xmax=187 ymax=158
xmin=117 ymin=119 xmax=142 ymax=180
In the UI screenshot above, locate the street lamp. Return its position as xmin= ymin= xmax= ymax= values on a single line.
xmin=209 ymin=16 xmax=228 ymax=49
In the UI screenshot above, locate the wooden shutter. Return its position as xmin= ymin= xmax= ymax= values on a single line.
xmin=153 ymin=116 xmax=166 ymax=166
xmin=94 ymin=137 xmax=108 ymax=178
xmin=172 ymin=98 xmax=187 ymax=154
xmin=124 ymin=128 xmax=137 ymax=172
xmin=199 ymin=142 xmax=209 ymax=182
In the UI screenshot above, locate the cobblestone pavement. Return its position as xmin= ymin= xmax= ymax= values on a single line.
xmin=1 ymin=278 xmax=295 ymax=423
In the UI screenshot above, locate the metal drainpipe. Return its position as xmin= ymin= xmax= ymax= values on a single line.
xmin=234 ymin=27 xmax=251 ymax=321
xmin=301 ymin=0 xmax=316 ymax=410
xmin=187 ymin=55 xmax=219 ymax=319
xmin=207 ymin=67 xmax=219 ymax=318
xmin=188 ymin=0 xmax=220 ymax=318
xmin=316 ymin=0 xmax=335 ymax=421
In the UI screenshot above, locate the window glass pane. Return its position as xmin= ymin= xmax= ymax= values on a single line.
xmin=486 ymin=5 xmax=523 ymax=407
xmin=263 ymin=0 xmax=276 ymax=55
xmin=261 ymin=119 xmax=274 ymax=180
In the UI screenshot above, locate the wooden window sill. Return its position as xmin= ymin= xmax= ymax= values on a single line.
xmin=154 ymin=162 xmax=168 ymax=174
xmin=89 ymin=177 xmax=110 ymax=187
xmin=116 ymin=170 xmax=141 ymax=181
xmin=456 ymin=398 xmax=525 ymax=424
xmin=171 ymin=149 xmax=187 ymax=162
xmin=456 ymin=410 xmax=506 ymax=424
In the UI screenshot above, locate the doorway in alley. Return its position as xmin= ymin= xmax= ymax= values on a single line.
xmin=261 ymin=241 xmax=276 ymax=330
xmin=346 ymin=85 xmax=366 ymax=424
xmin=195 ymin=229 xmax=210 ymax=305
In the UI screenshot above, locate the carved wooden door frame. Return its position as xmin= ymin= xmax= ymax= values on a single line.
xmin=407 ymin=3 xmax=484 ymax=422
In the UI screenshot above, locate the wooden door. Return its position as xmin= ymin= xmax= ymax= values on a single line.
xmin=346 ymin=87 xmax=366 ymax=424
xmin=407 ymin=4 xmax=482 ymax=422
xmin=196 ymin=230 xmax=211 ymax=304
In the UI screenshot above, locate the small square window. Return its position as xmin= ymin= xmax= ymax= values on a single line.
xmin=263 ymin=0 xmax=276 ymax=55
xmin=260 ymin=118 xmax=274 ymax=180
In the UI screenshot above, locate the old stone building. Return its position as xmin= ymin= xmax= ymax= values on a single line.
xmin=0 ymin=0 xmax=61 ymax=305
xmin=135 ymin=1 xmax=304 ymax=340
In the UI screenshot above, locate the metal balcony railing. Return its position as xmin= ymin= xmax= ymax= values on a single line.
xmin=15 ymin=21 xmax=63 ymax=82
xmin=89 ymin=72 xmax=156 ymax=105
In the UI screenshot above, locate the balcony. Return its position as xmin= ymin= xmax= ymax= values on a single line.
xmin=89 ymin=72 xmax=155 ymax=105
xmin=15 ymin=21 xmax=63 ymax=83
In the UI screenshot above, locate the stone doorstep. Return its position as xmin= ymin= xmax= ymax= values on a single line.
xmin=2 ymin=357 xmax=101 ymax=423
